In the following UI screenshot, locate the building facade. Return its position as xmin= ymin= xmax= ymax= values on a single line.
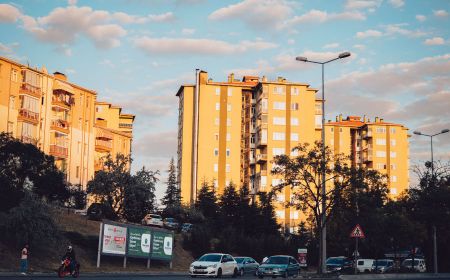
xmin=176 ymin=71 xmax=410 ymax=232
xmin=0 ymin=56 xmax=134 ymax=190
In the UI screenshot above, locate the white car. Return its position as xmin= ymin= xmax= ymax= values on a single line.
xmin=190 ymin=253 xmax=238 ymax=278
xmin=356 ymin=259 xmax=375 ymax=273
xmin=141 ymin=213 xmax=163 ymax=227
xmin=401 ymin=258 xmax=426 ymax=272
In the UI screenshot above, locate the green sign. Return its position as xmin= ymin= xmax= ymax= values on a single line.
xmin=127 ymin=227 xmax=151 ymax=258
xmin=151 ymin=231 xmax=173 ymax=260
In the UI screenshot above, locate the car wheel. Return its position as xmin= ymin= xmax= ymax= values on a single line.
xmin=240 ymin=268 xmax=244 ymax=276
xmin=216 ymin=268 xmax=222 ymax=278
xmin=233 ymin=268 xmax=238 ymax=278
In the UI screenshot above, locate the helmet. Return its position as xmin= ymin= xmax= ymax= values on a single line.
xmin=67 ymin=245 xmax=72 ymax=251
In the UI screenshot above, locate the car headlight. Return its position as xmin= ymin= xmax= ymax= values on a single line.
xmin=335 ymin=267 xmax=342 ymax=271
xmin=207 ymin=264 xmax=217 ymax=268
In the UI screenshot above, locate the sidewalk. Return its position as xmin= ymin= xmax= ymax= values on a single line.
xmin=0 ymin=271 xmax=187 ymax=277
xmin=339 ymin=273 xmax=450 ymax=280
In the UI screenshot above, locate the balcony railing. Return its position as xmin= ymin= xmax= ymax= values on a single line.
xmin=119 ymin=123 xmax=133 ymax=129
xmin=18 ymin=108 xmax=39 ymax=124
xmin=21 ymin=135 xmax=36 ymax=144
xmin=95 ymin=139 xmax=112 ymax=152
xmin=52 ymin=95 xmax=74 ymax=109
xmin=50 ymin=144 xmax=68 ymax=158
xmin=249 ymin=157 xmax=256 ymax=165
xmin=362 ymin=131 xmax=373 ymax=138
xmin=20 ymin=83 xmax=42 ymax=98
xmin=363 ymin=155 xmax=373 ymax=162
xmin=96 ymin=130 xmax=113 ymax=140
xmin=51 ymin=119 xmax=70 ymax=133
xmin=256 ymin=153 xmax=268 ymax=162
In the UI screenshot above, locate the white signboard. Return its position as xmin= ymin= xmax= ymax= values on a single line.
xmin=102 ymin=224 xmax=127 ymax=255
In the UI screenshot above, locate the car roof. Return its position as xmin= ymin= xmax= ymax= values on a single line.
xmin=270 ymin=255 xmax=291 ymax=258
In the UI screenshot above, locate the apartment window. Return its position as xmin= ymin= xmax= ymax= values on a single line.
xmin=250 ymin=134 xmax=255 ymax=144
xmin=376 ymin=151 xmax=386 ymax=157
xmin=290 ymin=149 xmax=299 ymax=157
xmin=77 ymin=141 xmax=81 ymax=153
xmin=9 ymin=96 xmax=15 ymax=110
xmin=315 ymin=115 xmax=322 ymax=128
xmin=227 ymin=104 xmax=232 ymax=112
xmin=226 ymin=164 xmax=231 ymax=173
xmin=273 ymin=132 xmax=285 ymax=141
xmin=291 ymin=133 xmax=299 ymax=141
xmin=22 ymin=122 xmax=33 ymax=137
xmin=330 ymin=139 xmax=334 ymax=145
xmin=276 ymin=194 xmax=284 ymax=202
xmin=226 ymin=133 xmax=231 ymax=141
xmin=390 ymin=151 xmax=397 ymax=158
xmin=273 ymin=102 xmax=286 ymax=110
xmin=214 ymin=133 xmax=219 ymax=141
xmin=291 ymin=103 xmax=299 ymax=110
xmin=291 ymin=87 xmax=299 ymax=95
xmin=391 ymin=175 xmax=397 ymax=183
xmin=215 ymin=87 xmax=220 ymax=95
xmin=76 ymin=166 xmax=80 ymax=178
xmin=390 ymin=164 xmax=397 ymax=170
xmin=276 ymin=210 xmax=284 ymax=218
xmin=7 ymin=121 xmax=13 ymax=133
xmin=227 ymin=88 xmax=232 ymax=96
xmin=215 ymin=103 xmax=220 ymax=110
xmin=376 ymin=163 xmax=386 ymax=169
xmin=376 ymin=127 xmax=386 ymax=133
xmin=376 ymin=138 xmax=386 ymax=145
xmin=225 ymin=180 xmax=230 ymax=187
xmin=272 ymin=178 xmax=283 ymax=187
xmin=214 ymin=148 xmax=219 ymax=156
xmin=213 ymin=180 xmax=218 ymax=189
xmin=226 ymin=149 xmax=230 ymax=157
xmin=86 ymin=97 xmax=90 ymax=108
xmin=214 ymin=164 xmax=218 ymax=172
xmin=291 ymin=117 xmax=299 ymax=126
xmin=261 ymin=176 xmax=267 ymax=187
xmin=390 ymin=139 xmax=396 ymax=146
xmin=391 ymin=188 xmax=398 ymax=195
xmin=273 ymin=86 xmax=284 ymax=94
xmin=215 ymin=118 xmax=219 ymax=126
xmin=272 ymin=148 xmax=285 ymax=156
xmin=11 ymin=69 xmax=18 ymax=82
xmin=331 ymin=127 xmax=334 ymax=132
xmin=226 ymin=118 xmax=231 ymax=126
xmin=273 ymin=117 xmax=286 ymax=125
xmin=390 ymin=128 xmax=396 ymax=134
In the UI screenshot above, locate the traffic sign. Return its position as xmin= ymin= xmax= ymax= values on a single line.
xmin=350 ymin=224 xmax=365 ymax=238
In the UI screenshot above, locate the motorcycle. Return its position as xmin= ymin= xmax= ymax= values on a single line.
xmin=58 ymin=258 xmax=80 ymax=278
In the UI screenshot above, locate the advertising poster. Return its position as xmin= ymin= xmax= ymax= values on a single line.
xmin=151 ymin=231 xmax=173 ymax=260
xmin=298 ymin=248 xmax=307 ymax=267
xmin=127 ymin=227 xmax=151 ymax=258
xmin=102 ymin=224 xmax=127 ymax=255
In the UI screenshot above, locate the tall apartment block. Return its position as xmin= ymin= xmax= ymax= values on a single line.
xmin=176 ymin=71 xmax=410 ymax=232
xmin=0 ymin=56 xmax=134 ymax=190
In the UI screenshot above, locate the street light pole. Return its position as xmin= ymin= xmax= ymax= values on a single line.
xmin=296 ymin=52 xmax=351 ymax=274
xmin=413 ymin=128 xmax=450 ymax=274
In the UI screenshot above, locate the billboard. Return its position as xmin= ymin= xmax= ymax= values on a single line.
xmin=127 ymin=227 xmax=151 ymax=258
xmin=151 ymin=230 xmax=173 ymax=260
xmin=102 ymin=224 xmax=127 ymax=255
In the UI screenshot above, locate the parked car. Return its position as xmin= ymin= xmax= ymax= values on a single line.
xmin=181 ymin=223 xmax=193 ymax=233
xmin=372 ymin=259 xmax=394 ymax=273
xmin=256 ymin=255 xmax=300 ymax=278
xmin=234 ymin=256 xmax=259 ymax=276
xmin=87 ymin=203 xmax=115 ymax=221
xmin=141 ymin=213 xmax=163 ymax=227
xmin=401 ymin=258 xmax=426 ymax=272
xmin=189 ymin=253 xmax=238 ymax=278
xmin=356 ymin=259 xmax=375 ymax=273
xmin=326 ymin=256 xmax=353 ymax=273
xmin=163 ymin=217 xmax=180 ymax=230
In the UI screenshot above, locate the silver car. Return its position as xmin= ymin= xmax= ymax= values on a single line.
xmin=234 ymin=257 xmax=259 ymax=276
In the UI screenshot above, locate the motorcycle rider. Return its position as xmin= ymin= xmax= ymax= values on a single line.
xmin=62 ymin=245 xmax=77 ymax=274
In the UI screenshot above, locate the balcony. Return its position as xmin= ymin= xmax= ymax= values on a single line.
xmin=20 ymin=83 xmax=42 ymax=98
xmin=256 ymin=153 xmax=268 ymax=163
xmin=249 ymin=157 xmax=256 ymax=165
xmin=95 ymin=139 xmax=112 ymax=152
xmin=52 ymin=94 xmax=74 ymax=110
xmin=96 ymin=130 xmax=113 ymax=140
xmin=51 ymin=119 xmax=70 ymax=134
xmin=363 ymin=155 xmax=373 ymax=162
xmin=257 ymin=92 xmax=268 ymax=100
xmin=256 ymin=136 xmax=267 ymax=147
xmin=119 ymin=123 xmax=133 ymax=129
xmin=18 ymin=108 xmax=39 ymax=124
xmin=362 ymin=131 xmax=373 ymax=139
xmin=257 ymin=122 xmax=268 ymax=130
xmin=260 ymin=170 xmax=268 ymax=176
xmin=50 ymin=144 xmax=68 ymax=158
xmin=21 ymin=135 xmax=36 ymax=145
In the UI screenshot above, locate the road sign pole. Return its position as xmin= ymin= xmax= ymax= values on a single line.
xmin=354 ymin=237 xmax=358 ymax=274
xmin=96 ymin=222 xmax=103 ymax=268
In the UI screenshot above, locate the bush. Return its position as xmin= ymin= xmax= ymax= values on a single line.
xmin=0 ymin=194 xmax=59 ymax=249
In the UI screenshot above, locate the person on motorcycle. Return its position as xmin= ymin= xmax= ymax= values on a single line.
xmin=62 ymin=245 xmax=77 ymax=274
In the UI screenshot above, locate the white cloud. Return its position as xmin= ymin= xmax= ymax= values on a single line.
xmin=134 ymin=37 xmax=277 ymax=55
xmin=287 ymin=39 xmax=295 ymax=45
xmin=181 ymin=28 xmax=195 ymax=35
xmin=434 ymin=10 xmax=449 ymax=18
xmin=0 ymin=42 xmax=19 ymax=53
xmin=344 ymin=0 xmax=382 ymax=11
xmin=424 ymin=37 xmax=445 ymax=46
xmin=0 ymin=4 xmax=22 ymax=23
xmin=356 ymin=29 xmax=383 ymax=38
xmin=112 ymin=12 xmax=175 ymax=24
xmin=287 ymin=9 xmax=365 ymax=25
xmin=388 ymin=0 xmax=404 ymax=8
xmin=353 ymin=44 xmax=365 ymax=50
xmin=323 ymin=43 xmax=340 ymax=49
xmin=416 ymin=15 xmax=426 ymax=22
xmin=208 ymin=0 xmax=294 ymax=30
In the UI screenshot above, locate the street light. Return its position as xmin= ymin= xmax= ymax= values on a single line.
xmin=295 ymin=51 xmax=351 ymax=274
xmin=413 ymin=128 xmax=450 ymax=274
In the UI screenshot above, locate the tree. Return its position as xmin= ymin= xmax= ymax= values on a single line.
xmin=195 ymin=181 xmax=218 ymax=220
xmin=272 ymin=141 xmax=352 ymax=272
xmin=162 ymin=158 xmax=181 ymax=209
xmin=218 ymin=181 xmax=240 ymax=227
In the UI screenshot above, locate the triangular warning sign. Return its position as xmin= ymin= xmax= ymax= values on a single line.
xmin=350 ymin=224 xmax=365 ymax=238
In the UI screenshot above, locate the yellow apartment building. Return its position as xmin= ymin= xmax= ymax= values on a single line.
xmin=325 ymin=115 xmax=410 ymax=198
xmin=176 ymin=71 xmax=410 ymax=232
xmin=0 ymin=56 xmax=134 ymax=191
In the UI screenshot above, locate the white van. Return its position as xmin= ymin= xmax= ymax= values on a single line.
xmin=356 ymin=259 xmax=375 ymax=273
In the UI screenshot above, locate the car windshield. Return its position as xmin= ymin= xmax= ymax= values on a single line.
xmin=150 ymin=214 xmax=161 ymax=219
xmin=327 ymin=258 xmax=344 ymax=265
xmin=166 ymin=218 xmax=174 ymax=222
xmin=267 ymin=256 xmax=288 ymax=265
xmin=403 ymin=260 xmax=419 ymax=266
xmin=235 ymin=257 xmax=245 ymax=263
xmin=198 ymin=254 xmax=222 ymax=262
xmin=373 ymin=260 xmax=389 ymax=266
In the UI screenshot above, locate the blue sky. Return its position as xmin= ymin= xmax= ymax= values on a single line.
xmin=1 ymin=0 xmax=449 ymax=200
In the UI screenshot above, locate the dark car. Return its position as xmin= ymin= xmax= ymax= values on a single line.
xmin=257 ymin=255 xmax=300 ymax=278
xmin=234 ymin=256 xmax=259 ymax=276
xmin=326 ymin=257 xmax=353 ymax=274
xmin=372 ymin=259 xmax=394 ymax=273
xmin=163 ymin=218 xmax=180 ymax=230
xmin=181 ymin=223 xmax=193 ymax=233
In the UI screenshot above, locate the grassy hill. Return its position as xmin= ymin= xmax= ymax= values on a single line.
xmin=0 ymin=210 xmax=193 ymax=273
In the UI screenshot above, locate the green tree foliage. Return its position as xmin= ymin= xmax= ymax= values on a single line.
xmin=162 ymin=157 xmax=181 ymax=209
xmin=195 ymin=181 xmax=218 ymax=220
xmin=0 ymin=132 xmax=68 ymax=211
xmin=66 ymin=184 xmax=87 ymax=210
xmin=218 ymin=181 xmax=240 ymax=226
